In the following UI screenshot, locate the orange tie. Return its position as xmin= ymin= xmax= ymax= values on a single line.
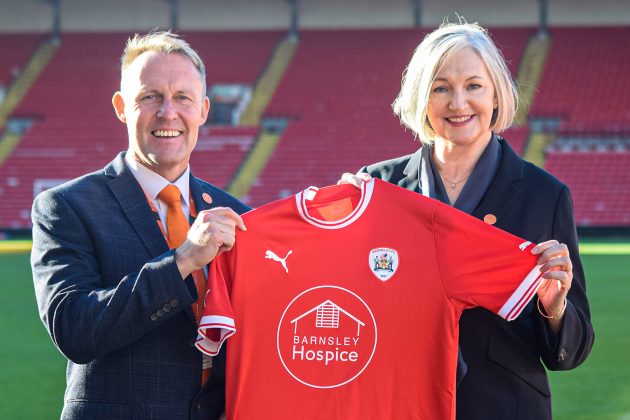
xmin=158 ymin=185 xmax=211 ymax=384
xmin=157 ymin=185 xmax=188 ymax=248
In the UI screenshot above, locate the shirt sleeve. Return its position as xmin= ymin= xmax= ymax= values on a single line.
xmin=433 ymin=202 xmax=543 ymax=321
xmin=195 ymin=249 xmax=236 ymax=356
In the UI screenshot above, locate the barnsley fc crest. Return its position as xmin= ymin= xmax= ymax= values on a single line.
xmin=369 ymin=248 xmax=398 ymax=281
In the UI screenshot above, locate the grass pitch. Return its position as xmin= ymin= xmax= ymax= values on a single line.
xmin=549 ymin=253 xmax=630 ymax=420
xmin=0 ymin=252 xmax=65 ymax=419
xmin=1 ymin=243 xmax=628 ymax=419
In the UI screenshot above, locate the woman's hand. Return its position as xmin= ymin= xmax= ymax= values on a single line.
xmin=532 ymin=240 xmax=573 ymax=331
xmin=337 ymin=172 xmax=373 ymax=188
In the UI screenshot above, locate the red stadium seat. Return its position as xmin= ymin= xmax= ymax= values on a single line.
xmin=247 ymin=28 xmax=531 ymax=207
xmin=530 ymin=27 xmax=630 ymax=136
xmin=545 ymin=151 xmax=630 ymax=226
xmin=0 ymin=31 xmax=280 ymax=228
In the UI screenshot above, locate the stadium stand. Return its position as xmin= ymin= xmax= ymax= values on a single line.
xmin=1 ymin=26 xmax=629 ymax=228
xmin=501 ymin=125 xmax=529 ymax=156
xmin=1 ymin=33 xmax=130 ymax=228
xmin=527 ymin=27 xmax=630 ymax=226
xmin=184 ymin=31 xmax=283 ymax=85
xmin=545 ymin=151 xmax=630 ymax=226
xmin=0 ymin=33 xmax=47 ymax=87
xmin=246 ymin=27 xmax=531 ymax=206
xmin=530 ymin=26 xmax=630 ymax=135
xmin=191 ymin=125 xmax=258 ymax=189
xmin=0 ymin=31 xmax=281 ymax=228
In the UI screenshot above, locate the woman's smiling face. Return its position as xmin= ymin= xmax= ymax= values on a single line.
xmin=427 ymin=47 xmax=497 ymax=147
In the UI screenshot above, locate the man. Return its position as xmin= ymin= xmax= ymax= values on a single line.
xmin=31 ymin=31 xmax=248 ymax=419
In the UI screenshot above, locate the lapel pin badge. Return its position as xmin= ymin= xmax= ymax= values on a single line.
xmin=202 ymin=193 xmax=213 ymax=204
xmin=483 ymin=214 xmax=497 ymax=225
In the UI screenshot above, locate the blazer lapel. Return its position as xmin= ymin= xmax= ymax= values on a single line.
xmin=105 ymin=153 xmax=170 ymax=258
xmin=398 ymin=148 xmax=423 ymax=193
xmin=189 ymin=174 xmax=213 ymax=213
xmin=472 ymin=140 xmax=524 ymax=223
xmin=187 ymin=173 xmax=217 ymax=323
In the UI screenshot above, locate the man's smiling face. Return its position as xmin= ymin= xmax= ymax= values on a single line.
xmin=113 ymin=51 xmax=209 ymax=181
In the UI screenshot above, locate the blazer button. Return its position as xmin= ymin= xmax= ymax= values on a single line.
xmin=171 ymin=299 xmax=179 ymax=307
xmin=150 ymin=314 xmax=158 ymax=321
xmin=163 ymin=303 xmax=171 ymax=312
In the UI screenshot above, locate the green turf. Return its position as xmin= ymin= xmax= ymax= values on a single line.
xmin=1 ymin=246 xmax=629 ymax=418
xmin=548 ymin=253 xmax=630 ymax=420
xmin=0 ymin=252 xmax=65 ymax=419
xmin=579 ymin=242 xmax=630 ymax=255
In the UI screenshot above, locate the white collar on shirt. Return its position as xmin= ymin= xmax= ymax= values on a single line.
xmin=124 ymin=152 xmax=191 ymax=209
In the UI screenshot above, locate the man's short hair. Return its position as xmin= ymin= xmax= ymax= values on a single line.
xmin=120 ymin=30 xmax=207 ymax=94
xmin=392 ymin=21 xmax=518 ymax=144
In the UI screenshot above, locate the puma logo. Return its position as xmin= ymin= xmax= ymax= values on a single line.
xmin=265 ymin=249 xmax=293 ymax=273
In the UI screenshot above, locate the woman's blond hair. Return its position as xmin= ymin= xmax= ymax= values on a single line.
xmin=392 ymin=21 xmax=518 ymax=144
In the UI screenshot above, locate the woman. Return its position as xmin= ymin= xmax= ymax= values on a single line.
xmin=341 ymin=22 xmax=594 ymax=419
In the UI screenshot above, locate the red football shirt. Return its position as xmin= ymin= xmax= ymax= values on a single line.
xmin=197 ymin=179 xmax=542 ymax=419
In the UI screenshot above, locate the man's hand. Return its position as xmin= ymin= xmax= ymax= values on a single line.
xmin=175 ymin=207 xmax=246 ymax=278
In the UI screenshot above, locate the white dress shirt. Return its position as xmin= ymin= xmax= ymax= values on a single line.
xmin=124 ymin=152 xmax=191 ymax=230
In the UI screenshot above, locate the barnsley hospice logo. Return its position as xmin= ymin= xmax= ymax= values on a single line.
xmin=276 ymin=285 xmax=378 ymax=388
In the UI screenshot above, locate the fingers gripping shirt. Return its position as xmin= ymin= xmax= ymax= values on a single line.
xmin=196 ymin=179 xmax=542 ymax=420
